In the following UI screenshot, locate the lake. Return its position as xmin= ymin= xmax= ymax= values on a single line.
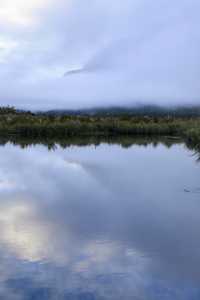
xmin=0 ymin=139 xmax=199 ymax=299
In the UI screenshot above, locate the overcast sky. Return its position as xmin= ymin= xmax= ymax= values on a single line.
xmin=0 ymin=0 xmax=199 ymax=110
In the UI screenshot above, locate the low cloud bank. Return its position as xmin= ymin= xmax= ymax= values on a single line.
xmin=0 ymin=0 xmax=199 ymax=109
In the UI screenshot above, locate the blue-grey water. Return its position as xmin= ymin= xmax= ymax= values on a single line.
xmin=0 ymin=141 xmax=199 ymax=299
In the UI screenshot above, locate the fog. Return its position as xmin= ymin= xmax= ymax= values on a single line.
xmin=0 ymin=0 xmax=199 ymax=110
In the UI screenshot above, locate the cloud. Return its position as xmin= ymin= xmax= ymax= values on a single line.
xmin=0 ymin=0 xmax=199 ymax=109
xmin=0 ymin=0 xmax=51 ymax=26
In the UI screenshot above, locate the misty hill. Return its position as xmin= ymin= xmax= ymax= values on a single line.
xmin=1 ymin=105 xmax=200 ymax=118
xmin=37 ymin=105 xmax=200 ymax=118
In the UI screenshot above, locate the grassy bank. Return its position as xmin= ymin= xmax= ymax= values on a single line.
xmin=0 ymin=107 xmax=199 ymax=149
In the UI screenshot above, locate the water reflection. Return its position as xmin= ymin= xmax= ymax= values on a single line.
xmin=0 ymin=135 xmax=182 ymax=150
xmin=0 ymin=140 xmax=199 ymax=299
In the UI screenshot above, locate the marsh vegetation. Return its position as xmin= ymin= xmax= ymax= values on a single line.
xmin=0 ymin=106 xmax=199 ymax=152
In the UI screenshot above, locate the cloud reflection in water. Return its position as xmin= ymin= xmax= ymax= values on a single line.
xmin=0 ymin=143 xmax=199 ymax=299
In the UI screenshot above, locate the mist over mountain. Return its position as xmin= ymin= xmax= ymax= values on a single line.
xmin=34 ymin=105 xmax=200 ymax=118
xmin=0 ymin=0 xmax=199 ymax=109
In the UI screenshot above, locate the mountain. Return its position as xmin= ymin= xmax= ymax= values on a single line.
xmin=37 ymin=105 xmax=200 ymax=117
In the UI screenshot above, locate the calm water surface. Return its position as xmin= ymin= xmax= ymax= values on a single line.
xmin=0 ymin=141 xmax=199 ymax=299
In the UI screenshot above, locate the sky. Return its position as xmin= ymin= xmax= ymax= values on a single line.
xmin=0 ymin=0 xmax=199 ymax=110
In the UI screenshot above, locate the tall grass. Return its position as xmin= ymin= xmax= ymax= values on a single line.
xmin=0 ymin=108 xmax=199 ymax=149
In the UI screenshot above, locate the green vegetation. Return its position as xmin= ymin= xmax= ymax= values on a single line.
xmin=0 ymin=106 xmax=199 ymax=152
